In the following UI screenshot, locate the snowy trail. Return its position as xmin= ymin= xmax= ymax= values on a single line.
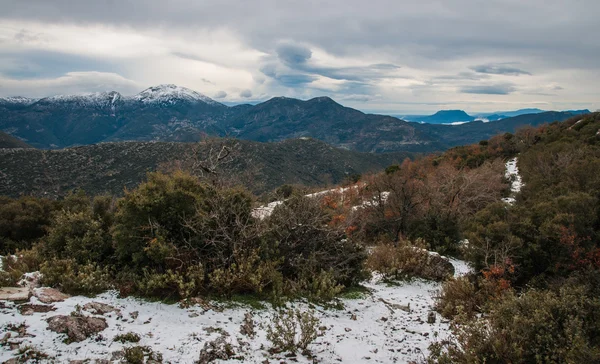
xmin=501 ymin=157 xmax=523 ymax=204
xmin=0 ymin=259 xmax=470 ymax=363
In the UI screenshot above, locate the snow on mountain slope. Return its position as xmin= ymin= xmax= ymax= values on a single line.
xmin=0 ymin=96 xmax=39 ymax=106
xmin=38 ymin=91 xmax=123 ymax=109
xmin=132 ymin=84 xmax=222 ymax=106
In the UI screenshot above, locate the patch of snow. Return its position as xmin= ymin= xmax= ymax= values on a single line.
xmin=442 ymin=121 xmax=470 ymax=126
xmin=474 ymin=117 xmax=490 ymax=123
xmin=448 ymin=258 xmax=472 ymax=277
xmin=132 ymin=84 xmax=220 ymax=106
xmin=502 ymin=157 xmax=523 ymax=205
xmin=352 ymin=191 xmax=390 ymax=211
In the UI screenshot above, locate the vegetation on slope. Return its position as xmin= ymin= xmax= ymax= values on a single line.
xmin=0 ymin=138 xmax=409 ymax=198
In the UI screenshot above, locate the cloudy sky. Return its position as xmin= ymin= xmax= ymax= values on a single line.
xmin=0 ymin=0 xmax=598 ymax=113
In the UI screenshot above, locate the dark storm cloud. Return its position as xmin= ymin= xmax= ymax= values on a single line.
xmin=274 ymin=74 xmax=318 ymax=87
xmin=459 ymin=83 xmax=517 ymax=95
xmin=470 ymin=63 xmax=532 ymax=76
xmin=276 ymin=43 xmax=312 ymax=65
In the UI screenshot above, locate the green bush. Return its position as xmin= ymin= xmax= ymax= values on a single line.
xmin=114 ymin=332 xmax=141 ymax=343
xmin=265 ymin=196 xmax=368 ymax=288
xmin=266 ymin=308 xmax=320 ymax=354
xmin=40 ymin=259 xmax=112 ymax=295
xmin=429 ymin=285 xmax=600 ymax=363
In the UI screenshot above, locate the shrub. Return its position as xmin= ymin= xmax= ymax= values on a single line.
xmin=114 ymin=332 xmax=141 ymax=343
xmin=40 ymin=259 xmax=112 ymax=295
xmin=0 ymin=196 xmax=58 ymax=254
xmin=435 ymin=275 xmax=483 ymax=319
xmin=208 ymin=249 xmax=282 ymax=298
xmin=266 ymin=308 xmax=320 ymax=354
xmin=123 ymin=346 xmax=163 ymax=364
xmin=42 ymin=209 xmax=113 ymax=265
xmin=265 ymin=196 xmax=368 ymax=287
xmin=137 ymin=265 xmax=205 ymax=300
xmin=0 ymin=247 xmax=43 ymax=286
xmin=429 ymin=285 xmax=600 ymax=363
xmin=367 ymin=239 xmax=454 ymax=281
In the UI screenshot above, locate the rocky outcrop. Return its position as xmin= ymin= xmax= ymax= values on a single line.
xmin=46 ymin=315 xmax=108 ymax=343
xmin=0 ymin=287 xmax=31 ymax=302
xmin=35 ymin=287 xmax=70 ymax=303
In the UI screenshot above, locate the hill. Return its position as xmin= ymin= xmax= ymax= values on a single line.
xmin=0 ymin=132 xmax=32 ymax=149
xmin=0 ymin=138 xmax=409 ymax=198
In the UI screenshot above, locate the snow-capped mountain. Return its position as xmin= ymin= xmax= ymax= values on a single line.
xmin=0 ymin=96 xmax=39 ymax=106
xmin=132 ymin=84 xmax=222 ymax=106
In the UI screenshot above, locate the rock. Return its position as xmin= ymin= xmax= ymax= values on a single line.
xmin=18 ymin=303 xmax=56 ymax=315
xmin=350 ymin=314 xmax=357 ymax=320
xmin=46 ymin=315 xmax=108 ymax=343
xmin=83 ymin=302 xmax=120 ymax=316
xmin=0 ymin=287 xmax=31 ymax=302
xmin=345 ymin=327 xmax=352 ymax=332
xmin=129 ymin=311 xmax=139 ymax=320
xmin=35 ymin=287 xmax=70 ymax=303
xmin=427 ymin=311 xmax=436 ymax=324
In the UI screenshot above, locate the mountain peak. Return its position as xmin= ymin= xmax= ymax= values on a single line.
xmin=133 ymin=84 xmax=221 ymax=106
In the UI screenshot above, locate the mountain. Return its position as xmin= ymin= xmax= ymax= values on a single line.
xmin=0 ymin=138 xmax=409 ymax=198
xmin=411 ymin=110 xmax=475 ymax=124
xmin=0 ymin=131 xmax=32 ymax=149
xmin=221 ymin=96 xmax=439 ymax=152
xmin=493 ymin=108 xmax=545 ymax=118
xmin=0 ymin=85 xmax=590 ymax=153
xmin=419 ymin=111 xmax=583 ymax=147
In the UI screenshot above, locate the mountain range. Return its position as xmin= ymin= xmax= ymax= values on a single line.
xmin=0 ymin=84 xmax=589 ymax=152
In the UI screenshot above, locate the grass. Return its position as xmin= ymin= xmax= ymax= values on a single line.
xmin=338 ymin=285 xmax=371 ymax=300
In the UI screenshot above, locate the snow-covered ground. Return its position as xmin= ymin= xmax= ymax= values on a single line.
xmin=501 ymin=157 xmax=523 ymax=204
xmin=0 ymin=257 xmax=471 ymax=364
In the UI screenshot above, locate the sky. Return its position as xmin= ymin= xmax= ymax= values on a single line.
xmin=0 ymin=0 xmax=598 ymax=114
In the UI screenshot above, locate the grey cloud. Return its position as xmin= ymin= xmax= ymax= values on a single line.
xmin=0 ymin=50 xmax=120 ymax=80
xmin=460 ymin=83 xmax=517 ymax=95
xmin=470 ymin=63 xmax=531 ymax=76
xmin=275 ymin=74 xmax=317 ymax=87
xmin=239 ymin=89 xmax=252 ymax=98
xmin=434 ymin=72 xmax=490 ymax=81
xmin=214 ymin=90 xmax=227 ymax=98
xmin=276 ymin=42 xmax=312 ymax=65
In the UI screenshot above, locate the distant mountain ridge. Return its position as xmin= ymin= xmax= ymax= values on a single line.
xmin=0 ymin=85 xmax=589 ymax=152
